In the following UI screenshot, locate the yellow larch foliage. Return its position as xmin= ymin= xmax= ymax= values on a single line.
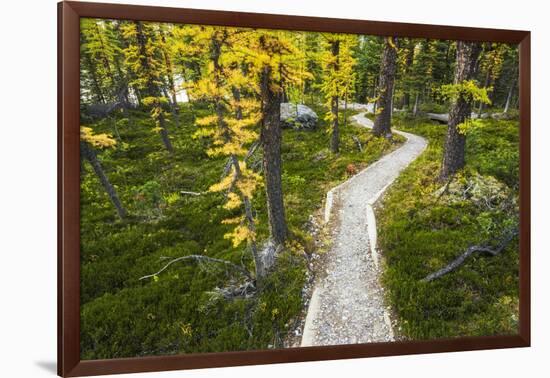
xmin=80 ymin=126 xmax=117 ymax=149
xmin=319 ymin=34 xmax=358 ymax=123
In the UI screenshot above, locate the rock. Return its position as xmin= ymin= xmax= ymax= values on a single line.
xmin=491 ymin=112 xmax=513 ymax=120
xmin=433 ymin=173 xmax=513 ymax=209
xmin=280 ymin=103 xmax=318 ymax=130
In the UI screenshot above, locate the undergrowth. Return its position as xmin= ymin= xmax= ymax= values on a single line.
xmin=80 ymin=104 xmax=402 ymax=359
xmin=377 ymin=113 xmax=520 ymax=339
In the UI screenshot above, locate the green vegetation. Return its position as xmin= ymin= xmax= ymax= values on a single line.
xmin=78 ymin=17 xmax=520 ymax=357
xmin=377 ymin=114 xmax=519 ymax=339
xmin=80 ymin=103 xmax=402 ymax=359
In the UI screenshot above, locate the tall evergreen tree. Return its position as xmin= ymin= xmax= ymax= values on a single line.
xmin=187 ymin=26 xmax=266 ymax=281
xmin=373 ymin=37 xmax=398 ymax=138
xmin=122 ymin=21 xmax=174 ymax=152
xmin=243 ymin=31 xmax=307 ymax=246
xmin=320 ymin=34 xmax=357 ymax=152
xmin=439 ymin=41 xmax=485 ymax=180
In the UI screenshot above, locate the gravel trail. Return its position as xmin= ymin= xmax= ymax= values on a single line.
xmin=300 ymin=112 xmax=427 ymax=346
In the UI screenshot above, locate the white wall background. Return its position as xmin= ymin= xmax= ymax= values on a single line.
xmin=0 ymin=0 xmax=547 ymax=377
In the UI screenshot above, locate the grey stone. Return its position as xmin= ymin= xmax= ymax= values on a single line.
xmin=280 ymin=103 xmax=318 ymax=130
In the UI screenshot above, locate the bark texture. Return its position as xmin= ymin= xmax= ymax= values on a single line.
xmin=260 ymin=65 xmax=288 ymax=246
xmin=439 ymin=41 xmax=482 ymax=181
xmin=373 ymin=37 xmax=398 ymax=138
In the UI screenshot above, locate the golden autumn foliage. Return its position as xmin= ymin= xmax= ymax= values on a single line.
xmin=80 ymin=126 xmax=117 ymax=148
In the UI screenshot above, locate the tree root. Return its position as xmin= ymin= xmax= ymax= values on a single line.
xmin=422 ymin=228 xmax=519 ymax=282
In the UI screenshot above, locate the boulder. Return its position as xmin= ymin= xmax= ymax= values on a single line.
xmin=280 ymin=103 xmax=318 ymax=130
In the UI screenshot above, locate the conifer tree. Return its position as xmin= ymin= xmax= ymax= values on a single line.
xmin=439 ymin=41 xmax=488 ymax=181
xmin=354 ymin=36 xmax=383 ymax=104
xmin=373 ymin=37 xmax=398 ymax=138
xmin=243 ymin=30 xmax=307 ymax=246
xmin=320 ymin=34 xmax=357 ymax=152
xmin=81 ymin=19 xmax=131 ymax=106
xmin=476 ymin=43 xmax=507 ymax=115
xmin=186 ymin=26 xmax=266 ymax=281
xmin=122 ymin=21 xmax=174 ymax=152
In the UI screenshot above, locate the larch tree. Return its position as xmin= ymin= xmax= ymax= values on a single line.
xmin=81 ymin=19 xmax=112 ymax=104
xmin=476 ymin=43 xmax=506 ymax=116
xmin=80 ymin=19 xmax=131 ymax=106
xmin=320 ymin=34 xmax=357 ymax=152
xmin=373 ymin=36 xmax=399 ymax=138
xmin=122 ymin=21 xmax=174 ymax=152
xmin=439 ymin=41 xmax=488 ymax=181
xmin=187 ymin=26 xmax=267 ymax=282
xmin=244 ymin=31 xmax=306 ymax=246
xmin=157 ymin=24 xmax=180 ymax=127
xmin=80 ymin=126 xmax=127 ymax=219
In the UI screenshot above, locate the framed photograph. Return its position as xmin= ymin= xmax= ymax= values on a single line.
xmin=58 ymin=1 xmax=530 ymax=376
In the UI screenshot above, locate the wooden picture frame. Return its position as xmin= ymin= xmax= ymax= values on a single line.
xmin=58 ymin=1 xmax=531 ymax=376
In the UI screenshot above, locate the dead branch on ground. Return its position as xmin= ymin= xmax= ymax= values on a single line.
xmin=423 ymin=228 xmax=519 ymax=282
xmin=139 ymin=254 xmax=252 ymax=281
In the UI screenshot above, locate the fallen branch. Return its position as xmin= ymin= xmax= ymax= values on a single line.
xmin=139 ymin=254 xmax=252 ymax=281
xmin=352 ymin=135 xmax=363 ymax=152
xmin=423 ymin=228 xmax=519 ymax=282
xmin=180 ymin=191 xmax=203 ymax=196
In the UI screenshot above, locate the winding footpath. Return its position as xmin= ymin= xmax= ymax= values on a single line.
xmin=300 ymin=112 xmax=427 ymax=346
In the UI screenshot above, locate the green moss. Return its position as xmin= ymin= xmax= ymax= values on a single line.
xmin=80 ymin=105 xmax=401 ymax=359
xmin=377 ymin=114 xmax=519 ymax=339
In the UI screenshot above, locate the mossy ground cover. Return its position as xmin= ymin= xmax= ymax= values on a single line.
xmin=80 ymin=104 xmax=402 ymax=359
xmin=377 ymin=113 xmax=520 ymax=339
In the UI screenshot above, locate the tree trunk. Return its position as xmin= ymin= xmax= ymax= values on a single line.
xmin=344 ymin=93 xmax=348 ymax=128
xmin=83 ymin=52 xmax=105 ymax=104
xmin=504 ymin=67 xmax=518 ymax=113
xmin=477 ymin=70 xmax=491 ymax=117
xmin=135 ymin=21 xmax=173 ymax=152
xmin=329 ymin=40 xmax=340 ymax=153
xmin=372 ymin=76 xmax=378 ymax=114
xmin=413 ymin=92 xmax=420 ymax=116
xmin=373 ymin=37 xmax=398 ymax=138
xmin=230 ymin=155 xmax=264 ymax=281
xmin=440 ymin=41 xmax=482 ymax=181
xmin=161 ymin=32 xmax=180 ymax=127
xmin=158 ymin=111 xmax=174 ymax=152
xmin=330 ymin=94 xmax=339 ymax=152
xmin=260 ymin=65 xmax=288 ymax=246
xmin=402 ymin=39 xmax=415 ymax=109
xmin=81 ymin=142 xmax=126 ymax=219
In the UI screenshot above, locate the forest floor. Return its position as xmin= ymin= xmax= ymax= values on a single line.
xmin=300 ymin=112 xmax=427 ymax=346
xmin=80 ymin=103 xmax=409 ymax=358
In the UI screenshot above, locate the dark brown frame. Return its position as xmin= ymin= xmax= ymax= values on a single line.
xmin=58 ymin=1 xmax=531 ymax=376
